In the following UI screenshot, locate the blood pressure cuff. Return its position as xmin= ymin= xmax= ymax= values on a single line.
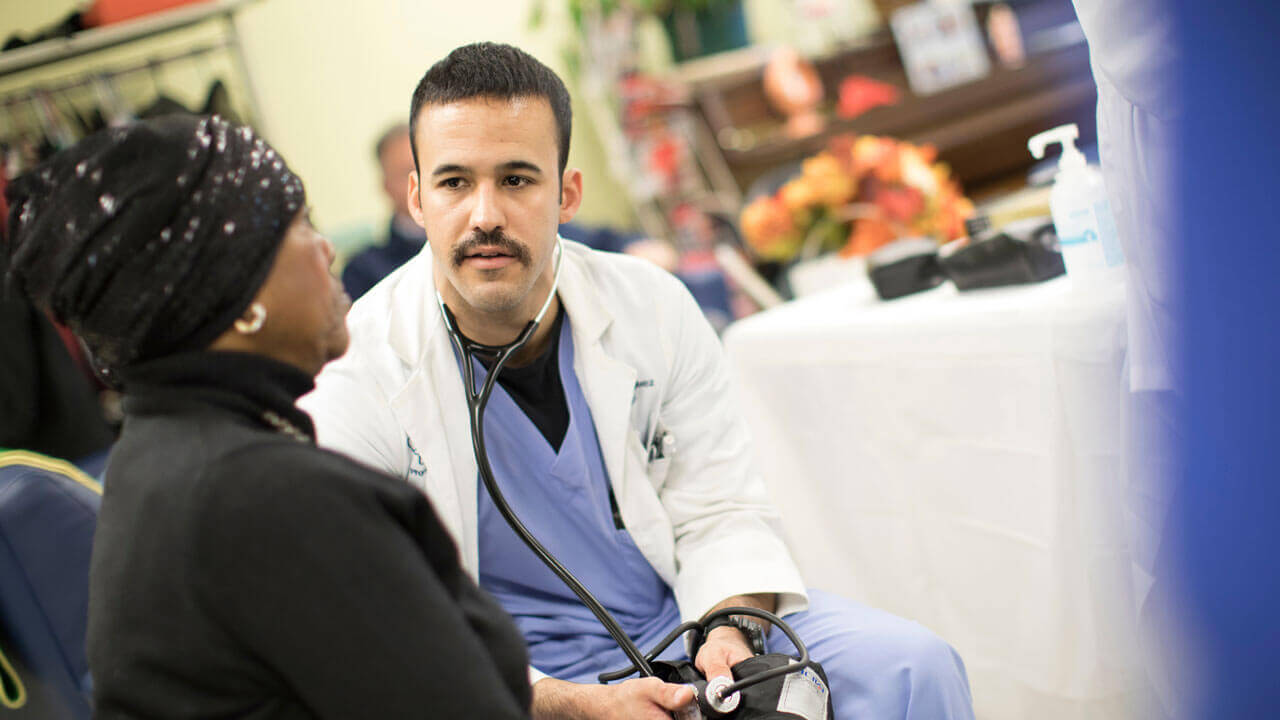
xmin=651 ymin=655 xmax=835 ymax=720
xmin=866 ymin=238 xmax=946 ymax=300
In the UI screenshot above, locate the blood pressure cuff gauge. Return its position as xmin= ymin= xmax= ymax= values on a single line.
xmin=657 ymin=655 xmax=834 ymax=720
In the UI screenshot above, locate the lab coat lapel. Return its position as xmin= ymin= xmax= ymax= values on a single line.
xmin=385 ymin=257 xmax=480 ymax=575
xmin=559 ymin=252 xmax=638 ymax=515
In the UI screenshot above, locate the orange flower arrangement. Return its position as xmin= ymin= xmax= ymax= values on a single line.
xmin=740 ymin=134 xmax=974 ymax=262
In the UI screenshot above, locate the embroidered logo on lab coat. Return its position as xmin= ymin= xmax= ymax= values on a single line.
xmin=633 ymin=378 xmax=656 ymax=406
xmin=406 ymin=437 xmax=427 ymax=478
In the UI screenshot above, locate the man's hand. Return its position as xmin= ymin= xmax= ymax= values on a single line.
xmin=532 ymin=676 xmax=695 ymax=720
xmin=695 ymin=592 xmax=776 ymax=683
xmin=694 ymin=625 xmax=756 ymax=684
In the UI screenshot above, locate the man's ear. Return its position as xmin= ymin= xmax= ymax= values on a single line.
xmin=558 ymin=168 xmax=583 ymax=225
xmin=408 ymin=170 xmax=426 ymax=229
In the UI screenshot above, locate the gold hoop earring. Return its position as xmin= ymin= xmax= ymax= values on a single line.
xmin=234 ymin=302 xmax=267 ymax=334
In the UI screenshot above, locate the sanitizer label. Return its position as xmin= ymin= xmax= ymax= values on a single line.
xmin=1056 ymin=200 xmax=1125 ymax=274
xmin=1093 ymin=199 xmax=1125 ymax=267
xmin=1056 ymin=205 xmax=1108 ymax=277
xmin=777 ymin=665 xmax=829 ymax=720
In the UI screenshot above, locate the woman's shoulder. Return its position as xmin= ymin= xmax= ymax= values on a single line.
xmin=197 ymin=440 xmax=436 ymax=538
xmin=201 ymin=438 xmax=406 ymax=502
xmin=189 ymin=440 xmax=459 ymax=585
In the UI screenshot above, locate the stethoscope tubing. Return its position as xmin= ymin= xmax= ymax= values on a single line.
xmin=436 ymin=239 xmax=814 ymax=701
xmin=437 ymin=240 xmax=655 ymax=678
xmin=597 ymin=606 xmax=814 ymax=699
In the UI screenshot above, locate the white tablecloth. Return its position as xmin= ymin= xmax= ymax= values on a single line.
xmin=724 ymin=276 xmax=1143 ymax=720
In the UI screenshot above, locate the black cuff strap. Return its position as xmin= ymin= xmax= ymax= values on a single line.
xmin=704 ymin=614 xmax=767 ymax=656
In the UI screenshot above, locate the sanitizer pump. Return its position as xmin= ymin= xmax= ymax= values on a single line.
xmin=1028 ymin=124 xmax=1125 ymax=288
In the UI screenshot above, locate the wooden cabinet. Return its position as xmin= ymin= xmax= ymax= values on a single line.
xmin=685 ymin=0 xmax=1096 ymax=199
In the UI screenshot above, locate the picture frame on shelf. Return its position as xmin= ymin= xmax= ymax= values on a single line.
xmin=889 ymin=1 xmax=991 ymax=95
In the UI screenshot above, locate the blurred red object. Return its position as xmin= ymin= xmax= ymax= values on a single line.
xmin=617 ymin=72 xmax=687 ymax=130
xmin=836 ymin=75 xmax=901 ymax=119
xmin=84 ymin=0 xmax=211 ymax=27
xmin=763 ymin=48 xmax=825 ymax=138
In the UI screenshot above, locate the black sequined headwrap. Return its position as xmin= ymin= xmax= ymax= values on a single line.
xmin=3 ymin=114 xmax=305 ymax=379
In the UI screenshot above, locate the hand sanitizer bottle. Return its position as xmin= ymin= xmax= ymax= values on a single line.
xmin=1028 ymin=124 xmax=1125 ymax=288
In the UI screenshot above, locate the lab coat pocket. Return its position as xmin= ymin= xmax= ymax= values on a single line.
xmin=620 ymin=429 xmax=678 ymax=584
xmin=647 ymin=456 xmax=672 ymax=491
xmin=644 ymin=425 xmax=675 ymax=490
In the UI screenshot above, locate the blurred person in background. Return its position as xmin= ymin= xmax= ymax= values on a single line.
xmin=340 ymin=122 xmax=668 ymax=304
xmin=4 ymin=114 xmax=531 ymax=719
xmin=341 ymin=122 xmax=428 ymax=301
xmin=339 ymin=121 xmax=697 ymax=344
xmin=303 ymin=42 xmax=974 ymax=720
xmin=1073 ymin=0 xmax=1186 ymax=716
xmin=0 ymin=250 xmax=115 ymax=476
xmin=0 ymin=175 xmax=114 ymax=475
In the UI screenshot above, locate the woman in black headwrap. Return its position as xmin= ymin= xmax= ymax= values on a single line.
xmin=4 ymin=115 xmax=532 ymax=719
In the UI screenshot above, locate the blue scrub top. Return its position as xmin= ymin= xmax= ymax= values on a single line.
xmin=471 ymin=313 xmax=682 ymax=682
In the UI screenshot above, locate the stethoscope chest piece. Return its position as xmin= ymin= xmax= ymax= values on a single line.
xmin=705 ymin=675 xmax=741 ymax=715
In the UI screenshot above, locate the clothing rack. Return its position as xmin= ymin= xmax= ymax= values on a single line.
xmin=0 ymin=0 xmax=256 ymax=79
xmin=0 ymin=0 xmax=264 ymax=140
xmin=0 ymin=42 xmax=228 ymax=109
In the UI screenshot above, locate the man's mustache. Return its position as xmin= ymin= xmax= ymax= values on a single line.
xmin=451 ymin=229 xmax=532 ymax=267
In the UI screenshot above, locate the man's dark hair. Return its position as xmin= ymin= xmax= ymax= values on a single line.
xmin=374 ymin=122 xmax=409 ymax=163
xmin=408 ymin=42 xmax=572 ymax=176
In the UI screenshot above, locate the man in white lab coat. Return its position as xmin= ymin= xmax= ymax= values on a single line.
xmin=302 ymin=42 xmax=973 ymax=720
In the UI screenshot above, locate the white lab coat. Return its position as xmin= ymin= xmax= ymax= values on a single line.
xmin=1073 ymin=0 xmax=1179 ymax=392
xmin=300 ymin=239 xmax=808 ymax=679
xmin=1073 ymin=3 xmax=1182 ymax=716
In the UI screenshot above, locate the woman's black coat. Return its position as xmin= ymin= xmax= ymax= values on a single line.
xmin=87 ymin=351 xmax=531 ymax=718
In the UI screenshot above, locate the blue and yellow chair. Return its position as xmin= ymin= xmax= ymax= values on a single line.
xmin=0 ymin=450 xmax=101 ymax=719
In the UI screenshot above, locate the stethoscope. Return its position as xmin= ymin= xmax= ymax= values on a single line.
xmin=435 ymin=237 xmax=819 ymax=715
xmin=435 ymin=239 xmax=654 ymax=673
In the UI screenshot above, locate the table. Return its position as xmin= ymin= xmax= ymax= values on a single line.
xmin=724 ymin=276 xmax=1143 ymax=720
